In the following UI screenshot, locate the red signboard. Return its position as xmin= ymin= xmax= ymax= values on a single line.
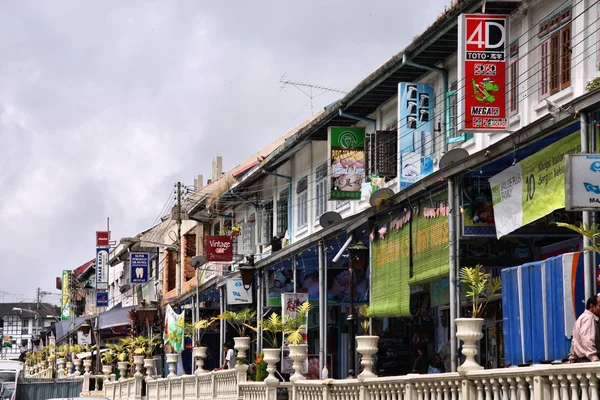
xmin=206 ymin=236 xmax=233 ymax=262
xmin=458 ymin=14 xmax=509 ymax=132
xmin=96 ymin=231 xmax=110 ymax=247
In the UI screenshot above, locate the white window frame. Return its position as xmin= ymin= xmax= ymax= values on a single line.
xmin=315 ymin=163 xmax=328 ymax=221
xmin=297 ymin=177 xmax=308 ymax=230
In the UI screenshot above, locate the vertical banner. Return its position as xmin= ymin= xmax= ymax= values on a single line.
xmin=329 ymin=127 xmax=366 ymax=200
xmin=281 ymin=293 xmax=309 ymax=375
xmin=164 ymin=304 xmax=184 ymax=353
xmin=96 ymin=247 xmax=109 ymax=306
xmin=398 ymin=83 xmax=435 ymax=189
xmin=458 ymin=14 xmax=509 ymax=132
xmin=130 ymin=252 xmax=150 ymax=283
xmin=61 ymin=270 xmax=71 ymax=320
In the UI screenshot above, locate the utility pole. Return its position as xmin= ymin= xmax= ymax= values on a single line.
xmin=176 ymin=182 xmax=183 ymax=297
xmin=36 ymin=287 xmax=41 ymax=310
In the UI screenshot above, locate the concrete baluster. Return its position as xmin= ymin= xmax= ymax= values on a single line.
xmin=588 ymin=373 xmax=599 ymax=400
xmin=568 ymin=374 xmax=580 ymax=400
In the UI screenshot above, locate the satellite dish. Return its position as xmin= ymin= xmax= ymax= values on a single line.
xmin=369 ymin=187 xmax=395 ymax=207
xmin=439 ymin=148 xmax=469 ymax=169
xmin=192 ymin=255 xmax=207 ymax=269
xmin=319 ymin=211 xmax=342 ymax=228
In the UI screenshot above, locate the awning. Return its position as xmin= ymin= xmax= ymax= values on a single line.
xmin=55 ymin=316 xmax=88 ymax=343
xmin=98 ymin=305 xmax=135 ymax=329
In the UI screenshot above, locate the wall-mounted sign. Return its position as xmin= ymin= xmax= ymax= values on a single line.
xmin=565 ymin=154 xmax=600 ymax=211
xmin=96 ymin=231 xmax=110 ymax=247
xmin=398 ymin=83 xmax=435 ymax=189
xmin=458 ymin=14 xmax=509 ymax=132
xmin=96 ymin=291 xmax=108 ymax=307
xmin=130 ymin=252 xmax=149 ymax=283
xmin=489 ymin=132 xmax=580 ymax=238
xmin=329 ymin=127 xmax=366 ymax=200
xmin=226 ymin=277 xmax=253 ymax=304
xmin=61 ymin=270 xmax=71 ymax=321
xmin=206 ymin=236 xmax=233 ymax=262
xmin=96 ymin=247 xmax=109 ymax=285
xmin=77 ymin=331 xmax=92 ymax=345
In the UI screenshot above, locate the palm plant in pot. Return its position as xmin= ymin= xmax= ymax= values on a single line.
xmin=283 ymin=301 xmax=311 ymax=382
xmin=217 ymin=308 xmax=256 ymax=363
xmin=164 ymin=330 xmax=182 ymax=377
xmin=107 ymin=342 xmax=130 ymax=381
xmin=247 ymin=312 xmax=285 ymax=381
xmin=355 ymin=305 xmax=378 ymax=378
xmin=101 ymin=349 xmax=115 ymax=377
xmin=457 ymin=264 xmax=501 ymax=373
xmin=190 ymin=319 xmax=214 ymax=375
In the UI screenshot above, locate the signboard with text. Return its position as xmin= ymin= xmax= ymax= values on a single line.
xmin=226 ymin=277 xmax=253 ymax=304
xmin=96 ymin=231 xmax=110 ymax=247
xmin=61 ymin=270 xmax=71 ymax=321
xmin=206 ymin=236 xmax=233 ymax=262
xmin=458 ymin=14 xmax=509 ymax=132
xmin=565 ymin=154 xmax=600 ymax=211
xmin=96 ymin=247 xmax=109 ymax=285
xmin=489 ymin=132 xmax=581 ymax=238
xmin=96 ymin=292 xmax=108 ymax=307
xmin=130 ymin=252 xmax=149 ymax=283
xmin=328 ymin=127 xmax=365 ymax=200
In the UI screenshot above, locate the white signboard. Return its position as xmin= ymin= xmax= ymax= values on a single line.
xmin=226 ymin=277 xmax=253 ymax=304
xmin=96 ymin=247 xmax=109 ymax=285
xmin=489 ymin=164 xmax=523 ymax=238
xmin=565 ymin=154 xmax=600 ymax=211
xmin=77 ymin=331 xmax=92 ymax=346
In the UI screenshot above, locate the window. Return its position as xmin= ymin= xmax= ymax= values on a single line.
xmin=296 ymin=177 xmax=308 ymax=229
xmin=184 ymin=233 xmax=196 ymax=281
xmin=213 ymin=221 xmax=221 ymax=236
xmin=364 ymin=130 xmax=398 ymax=178
xmin=166 ymin=249 xmax=176 ymax=292
xmin=539 ymin=7 xmax=572 ymax=97
xmin=260 ymin=201 xmax=273 ymax=244
xmin=277 ymin=189 xmax=289 ymax=237
xmin=315 ymin=164 xmax=328 ymax=221
xmin=509 ymin=41 xmax=519 ymax=116
xmin=184 ymin=233 xmax=196 ymax=257
xmin=448 ymin=82 xmax=472 ymax=145
xmin=240 ymin=221 xmax=255 ymax=255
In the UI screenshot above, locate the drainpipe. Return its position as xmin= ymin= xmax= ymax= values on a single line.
xmin=264 ymin=172 xmax=293 ymax=245
xmin=339 ymin=110 xmax=378 ymax=175
xmin=318 ymin=241 xmax=325 ymax=373
xmin=257 ymin=270 xmax=263 ymax=353
xmin=401 ymin=55 xmax=449 ymax=153
xmin=581 ymin=112 xmax=594 ymax=300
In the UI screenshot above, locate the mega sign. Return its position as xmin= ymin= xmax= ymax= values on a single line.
xmin=458 ymin=14 xmax=509 ymax=132
xmin=206 ymin=236 xmax=233 ymax=262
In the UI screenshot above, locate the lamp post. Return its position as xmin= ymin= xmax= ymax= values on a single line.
xmin=346 ymin=240 xmax=368 ymax=378
xmin=239 ymin=255 xmax=255 ymax=291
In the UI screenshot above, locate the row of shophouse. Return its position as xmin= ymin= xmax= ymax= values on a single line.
xmin=53 ymin=0 xmax=600 ymax=378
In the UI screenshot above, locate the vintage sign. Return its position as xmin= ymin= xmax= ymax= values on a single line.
xmin=96 ymin=247 xmax=109 ymax=285
xmin=328 ymin=127 xmax=366 ymax=200
xmin=458 ymin=14 xmax=509 ymax=132
xmin=565 ymin=154 xmax=600 ymax=211
xmin=489 ymin=132 xmax=580 ymax=238
xmin=398 ymin=83 xmax=435 ymax=189
xmin=206 ymin=236 xmax=233 ymax=262
xmin=96 ymin=231 xmax=110 ymax=247
xmin=130 ymin=252 xmax=149 ymax=283
xmin=61 ymin=270 xmax=71 ymax=321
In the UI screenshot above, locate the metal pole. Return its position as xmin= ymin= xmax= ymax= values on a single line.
xmin=324 ymin=246 xmax=328 ymax=370
xmin=347 ymin=263 xmax=356 ymax=377
xmin=448 ymin=178 xmax=458 ymax=372
xmin=293 ymin=255 xmax=297 ymax=294
xmin=196 ymin=270 xmax=200 ymax=343
xmin=257 ymin=270 xmax=263 ymax=354
xmin=176 ymin=182 xmax=182 ymax=297
xmin=219 ymin=286 xmax=225 ymax=366
xmin=318 ymin=241 xmax=325 ymax=373
xmin=581 ymin=112 xmax=595 ymax=299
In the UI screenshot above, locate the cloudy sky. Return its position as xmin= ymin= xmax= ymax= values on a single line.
xmin=0 ymin=1 xmax=448 ymax=303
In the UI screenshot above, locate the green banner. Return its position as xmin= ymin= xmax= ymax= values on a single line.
xmin=409 ymin=193 xmax=450 ymax=286
xmin=329 ymin=127 xmax=365 ymax=200
xmin=490 ymin=132 xmax=581 ymax=238
xmin=371 ymin=222 xmax=411 ymax=317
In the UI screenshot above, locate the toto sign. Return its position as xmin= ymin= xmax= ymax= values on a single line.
xmin=206 ymin=236 xmax=233 ymax=262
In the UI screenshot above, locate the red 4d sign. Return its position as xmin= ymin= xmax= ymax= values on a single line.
xmin=206 ymin=236 xmax=233 ymax=262
xmin=458 ymin=14 xmax=509 ymax=132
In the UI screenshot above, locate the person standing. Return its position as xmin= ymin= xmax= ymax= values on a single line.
xmin=569 ymin=295 xmax=600 ymax=362
xmin=214 ymin=342 xmax=236 ymax=370
xmin=412 ymin=344 xmax=430 ymax=374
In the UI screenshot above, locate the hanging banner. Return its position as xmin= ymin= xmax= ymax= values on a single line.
xmin=96 ymin=247 xmax=109 ymax=288
xmin=164 ymin=304 xmax=184 ymax=353
xmin=458 ymin=14 xmax=509 ymax=132
xmin=206 ymin=236 xmax=233 ymax=262
xmin=130 ymin=252 xmax=149 ymax=283
xmin=329 ymin=127 xmax=365 ymax=200
xmin=61 ymin=270 xmax=71 ymax=321
xmin=489 ymin=132 xmax=581 ymax=238
xmin=398 ymin=83 xmax=435 ymax=189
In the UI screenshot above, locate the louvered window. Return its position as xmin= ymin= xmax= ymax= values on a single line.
xmin=539 ymin=7 xmax=572 ymax=98
xmin=364 ymin=131 xmax=397 ymax=179
xmin=277 ymin=189 xmax=289 ymax=237
xmin=315 ymin=164 xmax=328 ymax=220
xmin=260 ymin=201 xmax=273 ymax=244
xmin=239 ymin=221 xmax=255 ymax=255
xmin=297 ymin=177 xmax=308 ymax=229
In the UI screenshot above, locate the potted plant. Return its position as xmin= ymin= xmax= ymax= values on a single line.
xmin=164 ymin=330 xmax=181 ymax=377
xmin=456 ymin=265 xmax=501 ymax=373
xmin=248 ymin=312 xmax=285 ymax=381
xmin=217 ymin=308 xmax=256 ymax=362
xmin=130 ymin=336 xmax=150 ymax=377
xmin=107 ymin=342 xmax=130 ymax=381
xmin=191 ymin=319 xmax=213 ymax=375
xmin=355 ymin=305 xmax=378 ymax=378
xmin=101 ymin=350 xmax=115 ymax=377
xmin=283 ymin=301 xmax=311 ymax=382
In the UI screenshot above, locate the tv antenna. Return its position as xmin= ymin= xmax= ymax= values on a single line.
xmin=279 ymin=74 xmax=347 ymax=115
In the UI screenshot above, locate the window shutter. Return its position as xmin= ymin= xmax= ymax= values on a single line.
xmin=296 ymin=177 xmax=308 ymax=194
xmin=240 ymin=222 xmax=255 ymax=255
xmin=316 ymin=163 xmax=328 ymax=181
xmin=364 ymin=131 xmax=398 ymax=178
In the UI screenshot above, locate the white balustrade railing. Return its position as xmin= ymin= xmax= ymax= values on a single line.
xmin=28 ymin=366 xmax=53 ymax=378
